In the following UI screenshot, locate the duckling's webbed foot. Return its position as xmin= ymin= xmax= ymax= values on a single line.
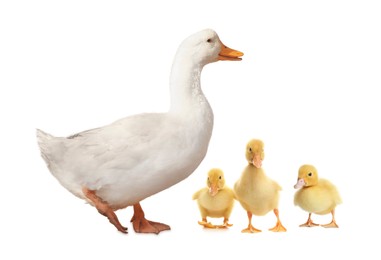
xmin=269 ymin=209 xmax=287 ymax=232
xmin=269 ymin=222 xmax=287 ymax=232
xmin=198 ymin=221 xmax=217 ymax=228
xmin=242 ymin=224 xmax=262 ymax=233
xmin=198 ymin=221 xmax=228 ymax=229
xmin=300 ymin=222 xmax=319 ymax=227
xmin=222 ymin=218 xmax=233 ymax=228
xmin=197 ymin=217 xmax=232 ymax=229
xmin=130 ymin=203 xmax=170 ymax=234
xmin=299 ymin=213 xmax=319 ymax=227
xmin=321 ymin=221 xmax=339 ymax=228
xmin=321 ymin=210 xmax=339 ymax=228
xmin=242 ymin=211 xmax=261 ymax=233
xmin=82 ymin=187 xmax=128 ymax=233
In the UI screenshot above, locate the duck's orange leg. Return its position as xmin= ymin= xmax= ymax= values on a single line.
xmin=269 ymin=209 xmax=287 ymax=232
xmin=299 ymin=213 xmax=319 ymax=227
xmin=242 ymin=211 xmax=261 ymax=233
xmin=82 ymin=187 xmax=128 ymax=233
xmin=130 ymin=203 xmax=170 ymax=234
xmin=322 ymin=209 xmax=339 ymax=228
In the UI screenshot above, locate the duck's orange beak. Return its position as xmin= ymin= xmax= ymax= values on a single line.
xmin=218 ymin=43 xmax=243 ymax=61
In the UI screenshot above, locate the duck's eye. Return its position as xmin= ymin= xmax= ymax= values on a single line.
xmin=249 ymin=147 xmax=252 ymax=153
xmin=308 ymin=172 xmax=312 ymax=177
xmin=219 ymin=176 xmax=222 ymax=180
xmin=207 ymin=38 xmax=212 ymax=43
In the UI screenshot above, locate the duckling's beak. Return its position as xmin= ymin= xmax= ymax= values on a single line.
xmin=209 ymin=184 xmax=219 ymax=197
xmin=218 ymin=43 xmax=243 ymax=61
xmin=252 ymin=154 xmax=262 ymax=168
xmin=294 ymin=178 xmax=306 ymax=189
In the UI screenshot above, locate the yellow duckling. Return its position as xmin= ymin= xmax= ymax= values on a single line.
xmin=294 ymin=164 xmax=342 ymax=228
xmin=193 ymin=168 xmax=235 ymax=229
xmin=234 ymin=139 xmax=287 ymax=233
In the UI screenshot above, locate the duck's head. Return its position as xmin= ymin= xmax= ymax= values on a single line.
xmin=177 ymin=29 xmax=243 ymax=67
xmin=245 ymin=139 xmax=265 ymax=168
xmin=294 ymin=164 xmax=319 ymax=189
xmin=206 ymin=168 xmax=226 ymax=197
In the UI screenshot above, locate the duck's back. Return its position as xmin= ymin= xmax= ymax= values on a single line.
xmin=294 ymin=178 xmax=342 ymax=214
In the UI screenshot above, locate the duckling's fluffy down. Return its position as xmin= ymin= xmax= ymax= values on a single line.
xmin=234 ymin=166 xmax=282 ymax=216
xmin=294 ymin=178 xmax=342 ymax=214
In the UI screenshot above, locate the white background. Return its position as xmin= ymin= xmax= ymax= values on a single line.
xmin=1 ymin=0 xmax=380 ymax=259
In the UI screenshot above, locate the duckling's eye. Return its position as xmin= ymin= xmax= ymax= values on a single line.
xmin=207 ymin=38 xmax=212 ymax=43
xmin=308 ymin=172 xmax=312 ymax=177
xmin=249 ymin=147 xmax=252 ymax=153
xmin=219 ymin=176 xmax=222 ymax=179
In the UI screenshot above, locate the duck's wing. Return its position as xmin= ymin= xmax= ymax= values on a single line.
xmin=65 ymin=113 xmax=173 ymax=166
xmin=42 ymin=113 xmax=179 ymax=183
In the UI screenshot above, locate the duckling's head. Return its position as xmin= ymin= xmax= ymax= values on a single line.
xmin=177 ymin=29 xmax=243 ymax=67
xmin=207 ymin=168 xmax=226 ymax=197
xmin=245 ymin=139 xmax=265 ymax=168
xmin=294 ymin=164 xmax=319 ymax=189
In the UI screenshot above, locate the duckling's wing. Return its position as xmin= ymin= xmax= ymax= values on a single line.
xmin=192 ymin=188 xmax=206 ymax=200
xmin=322 ymin=179 xmax=343 ymax=205
xmin=226 ymin=187 xmax=237 ymax=200
xmin=272 ymin=179 xmax=282 ymax=191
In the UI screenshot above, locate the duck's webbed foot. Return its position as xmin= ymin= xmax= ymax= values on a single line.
xmin=130 ymin=203 xmax=170 ymax=234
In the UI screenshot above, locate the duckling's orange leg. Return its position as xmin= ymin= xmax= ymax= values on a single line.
xmin=197 ymin=217 xmax=208 ymax=226
xmin=242 ymin=211 xmax=261 ymax=233
xmin=223 ymin=218 xmax=233 ymax=227
xmin=269 ymin=209 xmax=287 ymax=232
xmin=130 ymin=203 xmax=170 ymax=234
xmin=197 ymin=218 xmax=231 ymax=229
xmin=198 ymin=218 xmax=215 ymax=228
xmin=321 ymin=209 xmax=339 ymax=228
xmin=300 ymin=213 xmax=319 ymax=227
xmin=82 ymin=187 xmax=128 ymax=233
xmin=198 ymin=218 xmax=213 ymax=228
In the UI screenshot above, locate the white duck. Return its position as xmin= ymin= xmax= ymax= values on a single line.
xmin=37 ymin=29 xmax=243 ymax=234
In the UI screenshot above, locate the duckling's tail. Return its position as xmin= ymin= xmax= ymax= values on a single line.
xmin=36 ymin=128 xmax=54 ymax=169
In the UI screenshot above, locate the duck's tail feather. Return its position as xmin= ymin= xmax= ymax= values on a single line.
xmin=36 ymin=128 xmax=54 ymax=169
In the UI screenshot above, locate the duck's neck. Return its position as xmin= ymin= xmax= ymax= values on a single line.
xmin=169 ymin=58 xmax=209 ymax=114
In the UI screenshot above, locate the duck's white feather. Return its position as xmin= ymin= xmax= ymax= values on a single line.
xmin=37 ymin=29 xmax=222 ymax=210
xmin=38 ymin=105 xmax=213 ymax=209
